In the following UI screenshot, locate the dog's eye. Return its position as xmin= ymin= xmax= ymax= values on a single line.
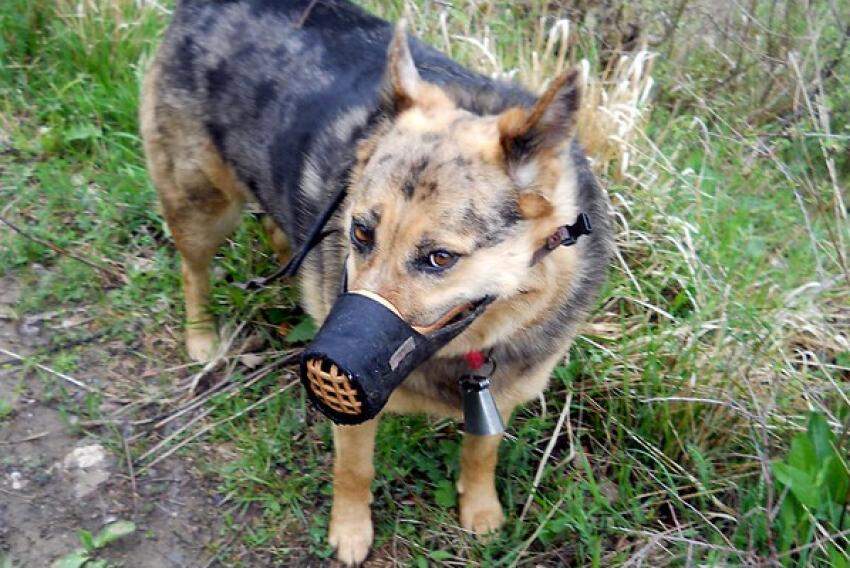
xmin=350 ymin=222 xmax=374 ymax=249
xmin=426 ymin=250 xmax=458 ymax=271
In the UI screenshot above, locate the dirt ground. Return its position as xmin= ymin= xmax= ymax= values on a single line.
xmin=0 ymin=275 xmax=225 ymax=567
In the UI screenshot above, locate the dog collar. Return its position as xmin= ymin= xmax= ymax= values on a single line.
xmin=530 ymin=212 xmax=592 ymax=266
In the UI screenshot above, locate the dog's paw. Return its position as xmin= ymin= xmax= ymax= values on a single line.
xmin=460 ymin=493 xmax=505 ymax=536
xmin=186 ymin=328 xmax=218 ymax=362
xmin=329 ymin=511 xmax=373 ymax=566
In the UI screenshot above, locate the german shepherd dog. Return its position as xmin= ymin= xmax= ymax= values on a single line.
xmin=141 ymin=0 xmax=612 ymax=564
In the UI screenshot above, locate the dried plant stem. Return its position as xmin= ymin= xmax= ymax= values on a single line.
xmin=0 ymin=214 xmax=124 ymax=282
xmin=137 ymin=379 xmax=298 ymax=473
xmin=0 ymin=346 xmax=106 ymax=396
xmin=519 ymin=391 xmax=573 ymax=523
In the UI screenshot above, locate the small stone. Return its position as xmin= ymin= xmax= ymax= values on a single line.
xmin=64 ymin=445 xmax=106 ymax=469
xmin=62 ymin=444 xmax=111 ymax=498
xmin=239 ymin=353 xmax=265 ymax=369
xmin=9 ymin=471 xmax=26 ymax=490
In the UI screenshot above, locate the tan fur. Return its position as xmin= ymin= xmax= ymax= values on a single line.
xmin=141 ymin=63 xmax=249 ymax=361
xmin=261 ymin=216 xmax=291 ymax=264
xmin=386 ymin=20 xmax=455 ymax=115
xmin=328 ymin=421 xmax=377 ymax=565
xmin=517 ymin=191 xmax=554 ymax=218
xmin=458 ymin=433 xmax=505 ymax=534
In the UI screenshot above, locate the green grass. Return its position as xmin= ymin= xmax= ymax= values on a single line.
xmin=1 ymin=0 xmax=848 ymax=565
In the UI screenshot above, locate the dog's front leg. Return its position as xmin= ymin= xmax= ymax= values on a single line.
xmin=457 ymin=432 xmax=506 ymax=535
xmin=329 ymin=419 xmax=378 ymax=566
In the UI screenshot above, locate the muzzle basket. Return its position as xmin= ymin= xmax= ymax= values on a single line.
xmin=304 ymin=358 xmax=363 ymax=416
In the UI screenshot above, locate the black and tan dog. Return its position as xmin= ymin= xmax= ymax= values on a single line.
xmin=141 ymin=0 xmax=612 ymax=564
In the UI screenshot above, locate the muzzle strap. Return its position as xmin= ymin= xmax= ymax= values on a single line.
xmin=238 ymin=184 xmax=349 ymax=290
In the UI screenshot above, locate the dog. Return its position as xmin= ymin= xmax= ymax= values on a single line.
xmin=141 ymin=0 xmax=612 ymax=564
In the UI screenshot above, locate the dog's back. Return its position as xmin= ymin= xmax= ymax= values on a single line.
xmin=147 ymin=0 xmax=533 ymax=245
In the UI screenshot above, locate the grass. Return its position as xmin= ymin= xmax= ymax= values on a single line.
xmin=1 ymin=0 xmax=848 ymax=565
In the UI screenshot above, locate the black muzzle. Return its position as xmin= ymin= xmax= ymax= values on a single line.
xmin=300 ymin=291 xmax=491 ymax=424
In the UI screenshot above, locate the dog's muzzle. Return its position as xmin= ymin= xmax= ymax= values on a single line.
xmin=300 ymin=291 xmax=491 ymax=424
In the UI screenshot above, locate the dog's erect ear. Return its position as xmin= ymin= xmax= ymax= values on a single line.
xmin=498 ymin=70 xmax=581 ymax=218
xmin=498 ymin=70 xmax=580 ymax=165
xmin=380 ymin=20 xmax=452 ymax=115
xmin=382 ymin=20 xmax=420 ymax=113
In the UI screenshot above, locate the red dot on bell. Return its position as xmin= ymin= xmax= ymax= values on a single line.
xmin=464 ymin=350 xmax=485 ymax=371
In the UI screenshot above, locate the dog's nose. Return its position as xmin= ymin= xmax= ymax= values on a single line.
xmin=304 ymin=357 xmax=364 ymax=416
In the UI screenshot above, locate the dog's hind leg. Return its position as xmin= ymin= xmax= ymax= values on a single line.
xmin=141 ymin=68 xmax=246 ymax=361
xmin=328 ymin=420 xmax=378 ymax=566
xmin=457 ymin=431 xmax=506 ymax=535
xmin=157 ymin=146 xmax=245 ymax=362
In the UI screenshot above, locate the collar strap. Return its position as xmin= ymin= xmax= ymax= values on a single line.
xmin=530 ymin=212 xmax=592 ymax=266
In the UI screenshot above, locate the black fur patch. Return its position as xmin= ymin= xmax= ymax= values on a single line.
xmin=401 ymin=157 xmax=429 ymax=199
xmin=174 ymin=36 xmax=198 ymax=92
xmin=206 ymin=121 xmax=227 ymax=152
xmin=462 ymin=204 xmax=512 ymax=249
xmin=253 ymin=80 xmax=276 ymax=115
xmin=205 ymin=61 xmax=232 ymax=98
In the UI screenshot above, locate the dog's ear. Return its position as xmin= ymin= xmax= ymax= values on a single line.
xmin=498 ymin=70 xmax=581 ymax=218
xmin=381 ymin=20 xmax=420 ymax=113
xmin=380 ymin=20 xmax=452 ymax=115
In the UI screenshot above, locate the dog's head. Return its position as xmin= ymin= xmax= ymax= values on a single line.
xmin=344 ymin=22 xmax=583 ymax=355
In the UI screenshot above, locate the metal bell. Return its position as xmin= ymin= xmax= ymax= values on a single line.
xmin=460 ymin=376 xmax=504 ymax=436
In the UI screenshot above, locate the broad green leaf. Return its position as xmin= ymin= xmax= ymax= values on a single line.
xmin=63 ymin=123 xmax=101 ymax=143
xmin=776 ymin=497 xmax=799 ymax=552
xmin=819 ymin=455 xmax=850 ymax=505
xmin=93 ymin=520 xmax=136 ymax=549
xmin=433 ymin=479 xmax=457 ymax=508
xmin=807 ymin=412 xmax=834 ymax=462
xmin=50 ymin=549 xmax=88 ymax=568
xmin=787 ymin=434 xmax=817 ymax=474
xmin=429 ymin=550 xmax=453 ymax=561
xmin=285 ymin=317 xmax=317 ymax=343
xmin=85 ymin=560 xmax=109 ymax=568
xmin=773 ymin=462 xmax=821 ymax=509
xmin=829 ymin=546 xmax=850 ymax=568
xmin=77 ymin=529 xmax=94 ymax=552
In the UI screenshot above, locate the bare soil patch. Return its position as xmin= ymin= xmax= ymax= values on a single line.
xmin=0 ymin=275 xmax=225 ymax=567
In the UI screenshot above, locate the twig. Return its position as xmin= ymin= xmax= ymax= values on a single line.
xmin=509 ymin=496 xmax=566 ymax=568
xmin=185 ymin=322 xmax=247 ymax=395
xmin=0 ymin=346 xmax=103 ymax=395
xmin=137 ymin=379 xmax=298 ymax=473
xmin=0 ymin=486 xmax=34 ymax=501
xmin=519 ymin=391 xmax=573 ymax=523
xmin=0 ymin=214 xmax=124 ymax=282
xmin=122 ymin=433 xmax=138 ymax=504
xmin=0 ymin=431 xmax=50 ymax=445
xmin=780 ymin=528 xmax=850 ymax=558
xmin=0 ymin=329 xmax=109 ymax=366
xmin=294 ymin=0 xmax=319 ymax=28
xmin=151 ymin=353 xmax=295 ymax=435
xmin=612 ymin=527 xmax=744 ymax=554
